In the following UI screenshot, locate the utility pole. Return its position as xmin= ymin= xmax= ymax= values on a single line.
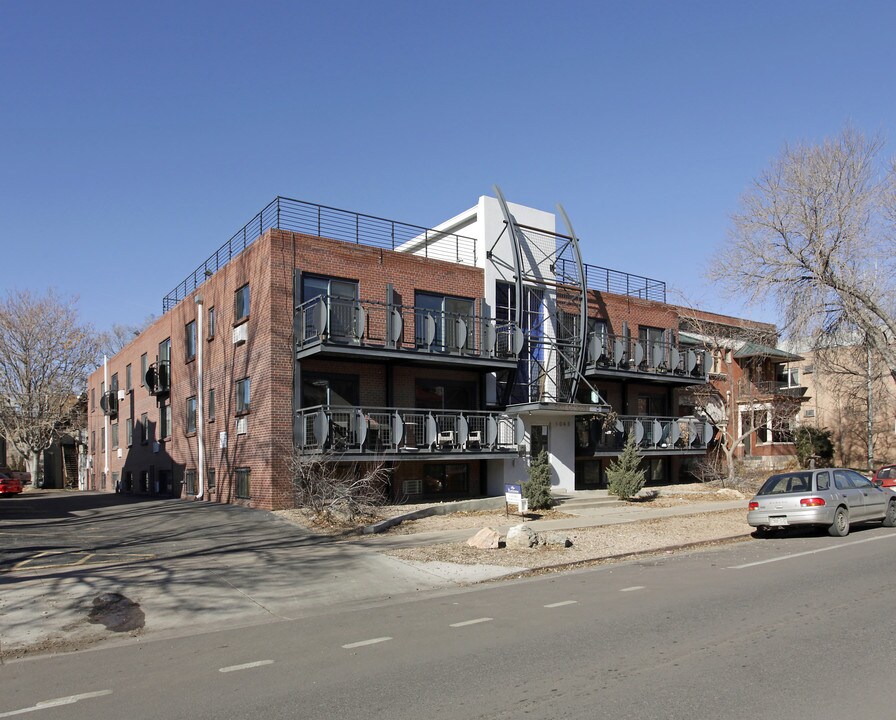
xmin=867 ymin=341 xmax=874 ymax=472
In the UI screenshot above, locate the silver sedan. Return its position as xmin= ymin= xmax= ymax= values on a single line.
xmin=748 ymin=468 xmax=896 ymax=537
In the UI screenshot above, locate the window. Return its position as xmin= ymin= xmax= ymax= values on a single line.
xmin=185 ymin=470 xmax=196 ymax=495
xmin=235 ymin=467 xmax=251 ymax=498
xmin=91 ymin=430 xmax=96 ymax=453
xmin=422 ymin=464 xmax=469 ymax=496
xmin=207 ymin=388 xmax=215 ymax=422
xmin=186 ymin=396 xmax=197 ymax=434
xmin=90 ymin=387 xmax=95 ymax=412
xmin=236 ymin=378 xmax=250 ymax=415
xmin=414 ymin=292 xmax=474 ymax=351
xmin=302 ymin=276 xmax=359 ymax=340
xmin=112 ymin=471 xmax=119 ymax=491
xmin=817 ymin=471 xmax=831 ymax=491
xmin=159 ymin=338 xmax=171 ymax=363
xmin=126 ymin=418 xmax=133 ymax=447
xmin=777 ymin=365 xmax=800 ymax=388
xmin=140 ymin=412 xmax=148 ymax=443
xmin=208 ymin=306 xmax=216 ymax=339
xmin=126 ymin=364 xmax=132 ymax=391
xmin=101 ymin=430 xmax=105 ymax=452
xmin=111 ymin=423 xmax=119 ymax=450
xmin=140 ymin=353 xmax=148 ymax=387
xmin=110 ymin=372 xmax=119 ymax=394
xmin=185 ymin=320 xmax=196 ymax=361
xmin=160 ymin=402 xmax=172 ymax=439
xmin=235 ymin=284 xmax=250 ymax=323
xmin=302 ymin=373 xmax=358 ymax=408
xmin=207 ymin=467 xmax=216 ymax=490
xmin=804 ymin=408 xmax=816 ymax=418
xmin=414 ymin=378 xmax=476 ymax=410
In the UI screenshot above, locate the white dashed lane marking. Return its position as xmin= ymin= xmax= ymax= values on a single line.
xmin=342 ymin=637 xmax=393 ymax=649
xmin=620 ymin=586 xmax=645 ymax=592
xmin=450 ymin=618 xmax=493 ymax=628
xmin=218 ymin=660 xmax=274 ymax=673
xmin=728 ymin=532 xmax=896 ymax=569
xmin=0 ymin=690 xmax=113 ymax=718
xmin=544 ymin=601 xmax=578 ymax=608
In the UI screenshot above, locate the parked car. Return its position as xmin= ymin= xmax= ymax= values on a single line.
xmin=872 ymin=464 xmax=896 ymax=489
xmin=0 ymin=470 xmax=23 ymax=496
xmin=748 ymin=468 xmax=896 ymax=537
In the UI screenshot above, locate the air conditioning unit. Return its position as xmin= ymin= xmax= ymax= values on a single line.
xmin=117 ymin=448 xmax=123 ymax=459
xmin=236 ymin=416 xmax=248 ymax=435
xmin=437 ymin=430 xmax=455 ymax=447
xmin=232 ymin=324 xmax=248 ymax=346
xmin=117 ymin=390 xmax=126 ymax=402
xmin=402 ymin=479 xmax=422 ymax=495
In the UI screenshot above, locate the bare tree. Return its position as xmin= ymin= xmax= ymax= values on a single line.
xmin=103 ymin=315 xmax=156 ymax=356
xmin=0 ymin=290 xmax=102 ymax=482
xmin=709 ymin=126 xmax=896 ymax=381
xmin=679 ymin=311 xmax=798 ymax=485
xmin=290 ymin=448 xmax=391 ymax=524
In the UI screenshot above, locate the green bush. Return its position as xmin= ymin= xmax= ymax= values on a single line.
xmin=523 ymin=450 xmax=554 ymax=510
xmin=607 ymin=434 xmax=647 ymax=500
xmin=794 ymin=426 xmax=834 ymax=468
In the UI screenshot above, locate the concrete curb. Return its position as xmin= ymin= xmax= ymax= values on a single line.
xmin=362 ymin=496 xmax=506 ymax=534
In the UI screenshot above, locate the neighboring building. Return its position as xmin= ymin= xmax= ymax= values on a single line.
xmin=791 ymin=342 xmax=896 ymax=469
xmin=679 ymin=311 xmax=809 ymax=471
xmin=87 ymin=192 xmax=756 ymax=510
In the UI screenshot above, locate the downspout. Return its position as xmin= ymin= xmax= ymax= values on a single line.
xmin=103 ymin=355 xmax=109 ymax=481
xmin=196 ymin=295 xmax=205 ymax=499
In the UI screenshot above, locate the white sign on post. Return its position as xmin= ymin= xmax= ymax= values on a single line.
xmin=504 ymin=484 xmax=526 ymax=515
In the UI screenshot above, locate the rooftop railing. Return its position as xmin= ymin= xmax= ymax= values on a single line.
xmin=556 ymin=259 xmax=667 ymax=302
xmin=162 ymin=197 xmax=479 ymax=312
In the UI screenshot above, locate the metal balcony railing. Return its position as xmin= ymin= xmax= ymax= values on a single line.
xmin=581 ymin=415 xmax=714 ymax=453
xmin=296 ymin=294 xmax=522 ymax=360
xmin=585 ymin=332 xmax=708 ymax=380
xmin=296 ymin=405 xmax=523 ymax=455
xmin=162 ymin=197 xmax=479 ymax=312
xmin=737 ymin=380 xmax=808 ymax=399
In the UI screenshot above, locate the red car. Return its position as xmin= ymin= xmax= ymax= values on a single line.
xmin=0 ymin=471 xmax=23 ymax=496
xmin=873 ymin=464 xmax=896 ymax=489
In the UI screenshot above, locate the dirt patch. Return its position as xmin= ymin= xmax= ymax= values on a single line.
xmin=87 ymin=593 xmax=145 ymax=633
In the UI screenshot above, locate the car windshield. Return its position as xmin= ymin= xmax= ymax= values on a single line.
xmin=758 ymin=472 xmax=814 ymax=495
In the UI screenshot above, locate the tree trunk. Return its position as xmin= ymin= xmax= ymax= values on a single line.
xmin=25 ymin=451 xmax=41 ymax=488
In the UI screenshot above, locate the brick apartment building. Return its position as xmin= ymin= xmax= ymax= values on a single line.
xmin=87 ymin=192 xmax=777 ymax=510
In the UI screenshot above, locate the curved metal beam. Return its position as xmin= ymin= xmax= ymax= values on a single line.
xmin=493 ymin=186 xmax=524 ymax=331
xmin=557 ymin=202 xmax=588 ymax=402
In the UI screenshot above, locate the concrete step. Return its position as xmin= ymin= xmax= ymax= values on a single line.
xmin=552 ymin=494 xmax=628 ymax=511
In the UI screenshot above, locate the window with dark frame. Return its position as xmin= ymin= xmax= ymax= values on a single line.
xmin=235 ymin=467 xmax=250 ymax=498
xmin=111 ymin=422 xmax=119 ymax=450
xmin=208 ymin=306 xmax=216 ymax=339
xmin=236 ymin=378 xmax=250 ymax=415
xmin=160 ymin=402 xmax=171 ymax=439
xmin=185 ymin=470 xmax=196 ymax=495
xmin=235 ymin=284 xmax=250 ymax=323
xmin=140 ymin=412 xmax=148 ymax=443
xmin=185 ymin=320 xmax=196 ymax=362
xmin=126 ymin=418 xmax=133 ymax=447
xmin=186 ymin=396 xmax=197 ymax=434
xmin=140 ymin=353 xmax=147 ymax=386
xmin=207 ymin=467 xmax=216 ymax=489
xmin=126 ymin=364 xmax=132 ymax=391
xmin=208 ymin=388 xmax=215 ymax=422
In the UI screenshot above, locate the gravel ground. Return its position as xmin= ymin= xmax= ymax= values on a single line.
xmin=274 ymin=485 xmax=753 ymax=572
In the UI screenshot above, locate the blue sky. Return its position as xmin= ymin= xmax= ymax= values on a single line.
xmin=2 ymin=0 xmax=894 ymax=332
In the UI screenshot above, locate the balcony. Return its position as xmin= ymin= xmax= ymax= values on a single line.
xmin=295 ymin=295 xmax=523 ymax=369
xmin=144 ymin=361 xmax=170 ymax=397
xmin=577 ymin=415 xmax=714 ymax=456
xmin=737 ymin=380 xmax=809 ymax=401
xmin=296 ymin=405 xmax=524 ymax=459
xmin=583 ymin=332 xmax=708 ymax=384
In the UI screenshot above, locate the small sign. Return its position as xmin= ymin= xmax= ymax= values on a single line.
xmin=504 ymin=483 xmax=524 ymax=516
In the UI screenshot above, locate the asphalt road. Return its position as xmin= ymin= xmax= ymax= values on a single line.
xmin=4 ymin=522 xmax=896 ymax=720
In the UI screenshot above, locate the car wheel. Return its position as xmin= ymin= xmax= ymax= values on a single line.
xmin=828 ymin=506 xmax=850 ymax=537
xmin=753 ymin=526 xmax=770 ymax=538
xmin=883 ymin=500 xmax=896 ymax=528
